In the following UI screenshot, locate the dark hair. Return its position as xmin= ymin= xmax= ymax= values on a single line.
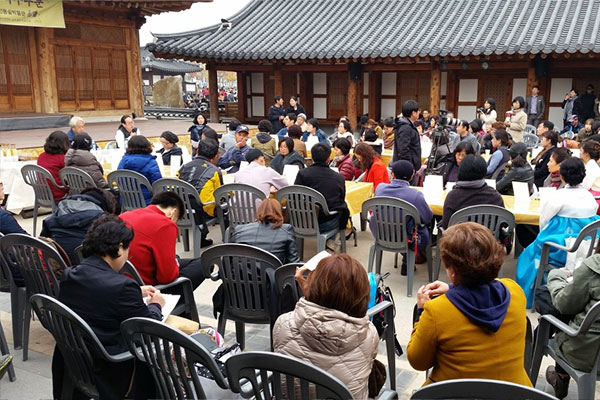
xmin=258 ymin=119 xmax=273 ymax=133
xmin=413 ymin=120 xmax=425 ymax=129
xmin=532 ymin=85 xmax=540 ymax=90
xmin=71 ymin=132 xmax=93 ymax=151
xmin=484 ymin=98 xmax=496 ymax=110
xmin=311 ymin=142 xmax=331 ymax=163
xmin=120 ymin=115 xmax=132 ymax=125
xmin=150 ymin=191 xmax=184 ymax=221
xmin=340 ymin=120 xmax=352 ymax=133
xmin=81 ymin=187 xmax=118 ymax=214
xmin=197 ymin=138 xmax=219 ymax=159
xmin=228 ymin=118 xmax=241 ymax=132
xmin=364 ymin=128 xmax=378 ymax=142
xmin=126 ymin=135 xmax=152 ymax=154
xmin=307 ymin=118 xmax=319 ymax=130
xmin=383 ymin=118 xmax=395 ymax=128
xmin=287 ymin=124 xmax=303 ymax=139
xmin=256 ymin=198 xmax=283 ymax=229
xmin=542 ymin=120 xmax=555 ymax=131
xmin=571 ymin=88 xmax=579 ymax=96
xmin=509 ymin=142 xmax=528 ymax=168
xmin=457 ymin=154 xmax=487 ymax=181
xmin=82 ymin=214 xmax=134 ymax=259
xmin=470 ymin=119 xmax=483 ymax=133
xmin=354 ymin=142 xmax=377 ymax=169
xmin=543 ymin=130 xmax=559 ymax=146
xmin=551 ymin=147 xmax=571 ymax=165
xmin=193 ymin=113 xmax=206 ymax=125
xmin=279 ymin=137 xmax=295 ymax=153
xmin=402 ymin=100 xmax=419 ymax=118
xmin=592 ymin=121 xmax=600 ymax=134
xmin=440 ymin=222 xmax=504 ymax=287
xmin=274 ymin=95 xmax=282 ymax=103
xmin=286 ymin=113 xmax=297 ymax=122
xmin=458 ymin=120 xmax=470 ymax=130
xmin=333 ymin=137 xmax=351 ymax=155
xmin=582 ymin=140 xmax=600 ymax=161
xmin=202 ymin=127 xmax=219 ymax=142
xmin=513 ymin=96 xmax=525 ymax=109
xmin=559 ymin=157 xmax=586 ymax=186
xmin=359 ymin=115 xmax=369 ymax=125
xmin=44 ymin=130 xmax=70 ymax=154
xmin=290 ymin=95 xmax=299 ymax=102
xmin=493 ymin=129 xmax=511 ymax=147
xmin=305 ymin=254 xmax=370 ymax=318
xmin=160 ymin=131 xmax=179 ymax=144
xmin=453 ymin=142 xmax=476 ymax=164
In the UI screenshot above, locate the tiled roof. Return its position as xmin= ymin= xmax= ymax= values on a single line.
xmin=141 ymin=47 xmax=203 ymax=74
xmin=148 ymin=0 xmax=600 ymax=62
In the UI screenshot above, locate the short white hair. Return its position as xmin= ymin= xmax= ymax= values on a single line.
xmin=70 ymin=116 xmax=84 ymax=127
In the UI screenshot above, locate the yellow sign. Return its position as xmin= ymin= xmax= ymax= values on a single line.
xmin=0 ymin=0 xmax=65 ymax=28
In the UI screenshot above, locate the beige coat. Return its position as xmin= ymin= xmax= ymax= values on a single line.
xmin=65 ymin=149 xmax=109 ymax=189
xmin=273 ymin=298 xmax=379 ymax=399
xmin=507 ymin=108 xmax=527 ymax=142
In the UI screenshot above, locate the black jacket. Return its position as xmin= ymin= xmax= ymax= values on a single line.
xmin=286 ymin=104 xmax=306 ymax=117
xmin=59 ymin=256 xmax=162 ymax=355
xmin=158 ymin=145 xmax=183 ymax=166
xmin=392 ymin=117 xmax=421 ymax=171
xmin=496 ymin=164 xmax=535 ymax=195
xmin=270 ymin=151 xmax=306 ymax=174
xmin=441 ymin=180 xmax=504 ymax=229
xmin=268 ymin=105 xmax=286 ymax=133
xmin=533 ymin=147 xmax=556 ymax=189
xmin=295 ymin=163 xmax=348 ymax=226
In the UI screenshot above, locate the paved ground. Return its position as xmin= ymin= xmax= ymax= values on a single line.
xmin=2 ymin=212 xmax=598 ymax=399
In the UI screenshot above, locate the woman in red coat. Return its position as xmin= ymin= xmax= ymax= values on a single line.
xmin=354 ymin=142 xmax=390 ymax=191
xmin=330 ymin=137 xmax=356 ymax=180
xmin=37 ymin=130 xmax=70 ymax=202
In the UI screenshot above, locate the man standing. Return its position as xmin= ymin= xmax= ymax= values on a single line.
xmin=218 ymin=125 xmax=252 ymax=173
xmin=392 ymin=100 xmax=422 ymax=173
xmin=525 ymin=85 xmax=545 ymax=127
xmin=456 ymin=120 xmax=481 ymax=153
xmin=268 ymin=96 xmax=286 ymax=133
xmin=562 ymin=89 xmax=581 ymax=128
xmin=277 ymin=113 xmax=297 ymax=139
xmin=234 ymin=149 xmax=289 ymax=197
xmin=580 ymin=84 xmax=596 ymax=121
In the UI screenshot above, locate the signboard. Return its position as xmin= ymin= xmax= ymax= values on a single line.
xmin=0 ymin=0 xmax=65 ymax=28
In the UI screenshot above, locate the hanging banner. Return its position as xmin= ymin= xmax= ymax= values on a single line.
xmin=0 ymin=0 xmax=65 ymax=28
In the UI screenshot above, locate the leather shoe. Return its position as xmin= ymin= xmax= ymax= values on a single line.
xmin=545 ymin=365 xmax=569 ymax=399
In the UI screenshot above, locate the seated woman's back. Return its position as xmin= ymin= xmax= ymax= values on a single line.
xmin=117 ymin=135 xmax=162 ymax=204
xmin=495 ymin=143 xmax=534 ymax=195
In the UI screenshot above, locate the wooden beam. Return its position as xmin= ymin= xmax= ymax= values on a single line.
xmin=347 ymin=76 xmax=359 ymax=130
xmin=429 ymin=63 xmax=441 ymax=116
xmin=208 ymin=65 xmax=219 ymax=123
xmin=36 ymin=28 xmax=58 ymax=113
xmin=237 ymin=71 xmax=246 ymax=122
xmin=363 ymin=63 xmax=431 ymax=72
xmin=368 ymin=71 xmax=379 ymax=121
xmin=526 ymin=60 xmax=537 ymax=97
xmin=274 ymin=69 xmax=283 ymax=97
xmin=127 ymin=27 xmax=144 ymax=117
xmin=446 ymin=71 xmax=458 ymax=113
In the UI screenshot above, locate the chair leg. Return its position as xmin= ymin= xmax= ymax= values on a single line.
xmin=339 ymin=230 xmax=346 ymax=253
xmin=217 ymin=313 xmax=226 ymax=338
xmin=367 ymin=245 xmax=376 ymax=273
xmin=406 ymin=251 xmax=415 ymax=297
xmin=297 ymin=238 xmax=304 ymax=261
xmin=193 ymin=226 xmax=200 ymax=259
xmin=235 ymin=321 xmax=245 ymax=350
xmin=578 ymin=372 xmax=597 ymax=400
xmin=182 ymin=228 xmax=190 ymax=252
xmin=317 ymin=234 xmax=327 ymax=253
xmin=529 ymin=320 xmax=551 ymax=384
xmin=22 ymin=301 xmax=31 ymax=361
xmin=434 ymin=245 xmax=441 ymax=281
xmin=385 ymin=306 xmax=396 ymax=391
xmin=375 ymin=249 xmax=383 ymax=275
xmin=426 ymin=243 xmax=433 ymax=282
xmin=393 ymin=253 xmax=399 ymax=269
xmin=0 ymin=320 xmax=16 ymax=381
xmin=32 ymin=204 xmax=38 ymax=237
xmin=10 ymin=288 xmax=24 ymax=350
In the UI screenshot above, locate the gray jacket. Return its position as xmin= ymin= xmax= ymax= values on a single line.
xmin=495 ymin=164 xmax=534 ymax=195
xmin=65 ymin=149 xmax=109 ymax=189
xmin=547 ymin=254 xmax=600 ymax=372
xmin=231 ymin=222 xmax=299 ymax=264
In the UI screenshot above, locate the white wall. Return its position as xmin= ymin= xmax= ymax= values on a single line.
xmin=381 ymin=99 xmax=396 ymax=119
xmin=363 ymin=98 xmax=369 ymax=114
xmin=381 ymin=72 xmax=396 ymax=96
xmin=457 ymin=105 xmax=477 ymax=121
xmin=313 ymin=73 xmax=327 ymax=95
xmin=363 ymin=72 xmax=369 ymax=95
xmin=313 ymin=97 xmax=327 ymax=119
xmin=251 ymin=73 xmax=263 ymax=94
xmin=550 ymin=78 xmax=573 ymax=102
xmin=548 ymin=107 xmax=564 ymax=127
xmin=251 ymin=96 xmax=264 ymax=117
xmin=458 ymin=79 xmax=477 ymax=102
xmin=512 ymin=78 xmax=527 ymax=100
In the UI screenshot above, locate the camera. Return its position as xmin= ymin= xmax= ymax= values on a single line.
xmin=477 ymin=107 xmax=485 ymax=113
xmin=436 ymin=110 xmax=459 ymax=129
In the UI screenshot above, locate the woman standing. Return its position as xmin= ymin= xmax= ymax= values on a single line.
xmin=330 ymin=138 xmax=355 ymax=181
xmin=117 ymin=135 xmax=162 ymax=205
xmin=506 ymin=97 xmax=527 ymax=142
xmin=477 ymin=98 xmax=498 ymax=127
xmin=157 ymin=131 xmax=183 ymax=166
xmin=270 ymin=137 xmax=306 ymax=174
xmin=286 ymin=96 xmax=306 ymax=117
xmin=354 ymin=142 xmax=389 ymax=191
xmin=65 ymin=133 xmax=109 ymax=189
xmin=188 ymin=113 xmax=208 ymax=156
xmin=37 ymin=130 xmax=70 ymax=202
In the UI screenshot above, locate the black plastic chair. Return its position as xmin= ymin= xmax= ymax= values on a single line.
xmin=0 ymin=243 xmax=27 ymax=354
xmin=410 ymin=378 xmax=555 ymax=399
xmin=201 ymin=243 xmax=282 ymax=349
xmin=226 ymin=351 xmax=398 ymax=400
xmin=59 ymin=166 xmax=97 ymax=195
xmin=106 ymin=170 xmax=151 ymax=212
xmin=0 ymin=317 xmax=16 ymax=381
xmin=121 ymin=317 xmax=230 ymax=399
xmin=0 ymin=233 xmax=65 ymax=361
xmin=274 ymin=263 xmax=304 ymax=305
xmin=72 ymin=244 xmax=84 ymax=265
xmin=532 ymin=219 xmax=600 ymax=310
xmin=490 ymin=161 xmax=509 ymax=180
xmin=118 ymin=261 xmax=199 ymax=323
xmin=214 ymin=183 xmax=267 ymax=242
xmin=30 ymin=294 xmax=133 ymax=399
xmin=21 ymin=164 xmax=63 ymax=236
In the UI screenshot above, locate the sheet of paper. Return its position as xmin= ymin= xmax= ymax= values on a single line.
xmin=305 ymin=135 xmax=319 ymax=151
xmin=283 ymin=164 xmax=300 ymax=185
xmin=445 ymin=182 xmax=455 ymax=192
xmin=304 ymin=250 xmax=331 ymax=271
xmin=423 ymin=174 xmax=444 ymax=202
xmin=170 ymin=155 xmax=181 ymax=169
xmin=145 ymin=293 xmax=180 ymax=322
xmin=484 ymin=179 xmax=496 ymax=189
xmin=512 ymin=181 xmax=530 ymax=211
xmin=538 ymin=186 xmax=556 ymax=203
xmin=239 ymin=161 xmax=249 ymax=170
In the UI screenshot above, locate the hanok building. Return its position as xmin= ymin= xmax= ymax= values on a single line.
xmin=0 ymin=0 xmax=202 ymax=130
xmin=148 ymin=0 xmax=600 ymax=129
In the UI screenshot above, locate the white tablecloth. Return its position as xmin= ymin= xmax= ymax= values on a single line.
xmin=1 ymin=160 xmax=36 ymax=214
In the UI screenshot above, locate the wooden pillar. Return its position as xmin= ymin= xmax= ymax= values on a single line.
xmin=368 ymin=71 xmax=380 ymax=121
xmin=208 ymin=64 xmax=219 ymax=123
xmin=299 ymin=72 xmax=313 ymax=117
xmin=347 ymin=78 xmax=360 ymax=130
xmin=36 ymin=28 xmax=58 ymax=114
xmin=274 ymin=69 xmax=283 ymax=97
xmin=236 ymin=71 xmax=246 ymax=122
xmin=446 ymin=71 xmax=458 ymax=113
xmin=526 ymin=61 xmax=537 ymax=96
xmin=127 ymin=27 xmax=144 ymax=117
xmin=429 ymin=63 xmax=441 ymax=115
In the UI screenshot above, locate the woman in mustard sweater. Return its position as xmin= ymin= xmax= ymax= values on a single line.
xmin=407 ymin=222 xmax=532 ymax=387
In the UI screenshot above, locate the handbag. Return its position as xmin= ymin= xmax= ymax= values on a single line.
xmin=369 ymin=272 xmax=403 ymax=357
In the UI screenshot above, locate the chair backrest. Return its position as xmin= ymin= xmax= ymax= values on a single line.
xmin=214 ymin=183 xmax=267 ymax=231
xmin=121 ymin=317 xmax=229 ymax=400
xmin=21 ymin=164 xmax=60 ymax=209
xmin=447 ymin=205 xmax=515 ymax=240
xmin=565 ymin=218 xmax=600 ymax=262
xmin=490 ymin=161 xmax=509 ymax=180
xmin=105 ymin=141 xmax=118 ymax=150
xmin=72 ymin=244 xmax=84 ymax=265
xmin=362 ymin=196 xmax=421 ymax=250
xmin=225 ymin=351 xmax=353 ymax=400
xmin=30 ymin=294 xmax=117 ymax=399
xmin=106 ymin=170 xmax=152 ymax=212
xmin=200 ymin=244 xmax=282 ymax=322
xmin=118 ymin=261 xmax=145 ymax=286
xmin=274 ymin=263 xmax=304 ymax=301
xmin=59 ymin=166 xmax=96 ymax=195
xmin=151 ymin=178 xmax=203 ymax=230
xmin=524 ymin=124 xmax=537 ymax=136
xmin=0 ymin=234 xmax=65 ymax=298
xmin=410 ymin=378 xmax=556 ymax=399
xmin=276 ymin=185 xmax=332 ymax=236
xmin=523 ymin=133 xmax=540 ymax=149
xmin=562 ymin=130 xmax=575 ymax=139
